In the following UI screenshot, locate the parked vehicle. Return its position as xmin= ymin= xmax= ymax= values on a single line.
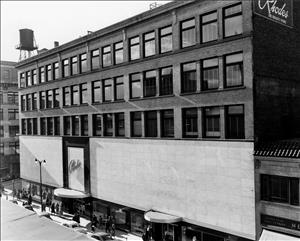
xmin=89 ymin=232 xmax=114 ymax=241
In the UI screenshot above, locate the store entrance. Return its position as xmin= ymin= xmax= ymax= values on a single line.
xmin=152 ymin=223 xmax=180 ymax=241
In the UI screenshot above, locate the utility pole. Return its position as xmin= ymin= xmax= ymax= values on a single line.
xmin=35 ymin=158 xmax=46 ymax=211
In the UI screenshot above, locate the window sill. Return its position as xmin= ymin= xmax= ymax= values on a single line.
xmin=260 ymin=200 xmax=300 ymax=209
xmin=179 ymin=86 xmax=246 ymax=96
xmin=129 ymin=94 xmax=175 ymax=102
xmin=92 ymin=99 xmax=126 ymax=105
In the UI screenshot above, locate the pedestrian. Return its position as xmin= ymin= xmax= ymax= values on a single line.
xmin=28 ymin=194 xmax=32 ymax=205
xmin=111 ymin=223 xmax=115 ymax=237
xmin=105 ymin=216 xmax=111 ymax=233
xmin=55 ymin=202 xmax=59 ymax=214
xmin=99 ymin=216 xmax=102 ymax=229
xmin=51 ymin=202 xmax=55 ymax=214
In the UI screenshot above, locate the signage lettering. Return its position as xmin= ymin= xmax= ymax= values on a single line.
xmin=254 ymin=0 xmax=293 ymax=27
xmin=69 ymin=159 xmax=82 ymax=174
xmin=261 ymin=214 xmax=300 ymax=232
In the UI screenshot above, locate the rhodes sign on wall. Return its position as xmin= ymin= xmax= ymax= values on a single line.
xmin=68 ymin=147 xmax=85 ymax=192
xmin=254 ymin=0 xmax=293 ymax=27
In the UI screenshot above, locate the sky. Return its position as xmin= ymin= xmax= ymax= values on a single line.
xmin=1 ymin=1 xmax=171 ymax=62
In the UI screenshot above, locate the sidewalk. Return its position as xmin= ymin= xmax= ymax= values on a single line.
xmin=2 ymin=193 xmax=142 ymax=241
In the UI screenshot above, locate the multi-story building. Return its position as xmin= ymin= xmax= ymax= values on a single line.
xmin=15 ymin=1 xmax=300 ymax=241
xmin=0 ymin=61 xmax=20 ymax=180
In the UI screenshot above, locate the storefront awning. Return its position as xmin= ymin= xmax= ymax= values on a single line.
xmin=54 ymin=188 xmax=90 ymax=199
xmin=144 ymin=210 xmax=182 ymax=224
xmin=259 ymin=229 xmax=299 ymax=241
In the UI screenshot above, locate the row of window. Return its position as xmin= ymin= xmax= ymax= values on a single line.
xmin=0 ymin=109 xmax=19 ymax=120
xmin=0 ymin=92 xmax=18 ymax=105
xmin=0 ymin=125 xmax=19 ymax=137
xmin=0 ymin=142 xmax=19 ymax=155
xmin=21 ymin=52 xmax=244 ymax=111
xmin=20 ymin=3 xmax=243 ymax=88
xmin=261 ymin=174 xmax=299 ymax=206
xmin=21 ymin=104 xmax=245 ymax=139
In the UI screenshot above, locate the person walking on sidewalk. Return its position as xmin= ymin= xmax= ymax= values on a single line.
xmin=51 ymin=202 xmax=55 ymax=214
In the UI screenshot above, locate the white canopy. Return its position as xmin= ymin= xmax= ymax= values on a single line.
xmin=144 ymin=210 xmax=182 ymax=224
xmin=259 ymin=229 xmax=299 ymax=241
xmin=54 ymin=188 xmax=90 ymax=199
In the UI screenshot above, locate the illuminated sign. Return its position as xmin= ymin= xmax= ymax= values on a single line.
xmin=68 ymin=147 xmax=84 ymax=192
xmin=253 ymin=0 xmax=293 ymax=27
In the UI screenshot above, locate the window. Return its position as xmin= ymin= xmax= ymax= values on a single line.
xmin=114 ymin=42 xmax=123 ymax=64
xmin=3 ymin=70 xmax=10 ymax=79
xmin=47 ymin=117 xmax=54 ymax=135
xmin=32 ymin=69 xmax=37 ymax=85
xmin=81 ymin=115 xmax=88 ymax=136
xmin=53 ymin=62 xmax=59 ymax=80
xmin=225 ymin=53 xmax=243 ymax=87
xmin=33 ymin=118 xmax=38 ymax=135
xmin=224 ymin=4 xmax=243 ymax=37
xmin=102 ymin=45 xmax=111 ymax=67
xmin=115 ymin=113 xmax=125 ymax=137
xmin=182 ymin=62 xmax=197 ymax=93
xmin=32 ymin=93 xmax=37 ymax=110
xmin=26 ymin=71 xmax=32 ymax=86
xmin=62 ymin=59 xmax=69 ymax=77
xmin=226 ymin=105 xmax=244 ymax=139
xmin=204 ymin=107 xmax=220 ymax=137
xmin=201 ymin=11 xmax=218 ymax=43
xmin=40 ymin=118 xmax=46 ymax=135
xmin=114 ymin=76 xmax=124 ymax=100
xmin=183 ymin=108 xmax=198 ymax=137
xmin=159 ymin=67 xmax=173 ymax=95
xmin=91 ymin=49 xmax=100 ymax=70
xmin=27 ymin=119 xmax=32 ymax=135
xmin=144 ymin=70 xmax=156 ymax=97
xmin=0 ymin=109 xmax=3 ymax=120
xmin=71 ymin=56 xmax=78 ymax=75
xmin=129 ymin=36 xmax=140 ymax=61
xmin=54 ymin=117 xmax=60 ymax=135
xmin=261 ymin=175 xmax=299 ymax=206
xmin=145 ymin=111 xmax=157 ymax=137
xmin=93 ymin=114 xmax=102 ymax=136
xmin=39 ymin=66 xmax=45 ymax=83
xmin=131 ymin=112 xmax=142 ymax=137
xmin=63 ymin=87 xmax=71 ymax=106
xmin=8 ymin=109 xmax=18 ymax=120
xmin=9 ymin=126 xmax=19 ymax=137
xmin=0 ymin=126 xmax=3 ymax=137
xmin=130 ymin=73 xmax=142 ymax=99
xmin=26 ymin=94 xmax=32 ymax=111
xmin=181 ymin=19 xmax=196 ymax=48
xmin=103 ymin=114 xmax=113 ymax=136
xmin=80 ymin=83 xmax=88 ymax=104
xmin=40 ymin=91 xmax=46 ymax=109
xmin=7 ymin=92 xmax=18 ymax=104
xmin=159 ymin=26 xmax=172 ymax=53
xmin=0 ymin=143 xmax=4 ymax=155
xmin=64 ymin=116 xmax=71 ymax=135
xmin=202 ymin=58 xmax=219 ymax=90
xmin=80 ymin=53 xmax=87 ymax=73
xmin=9 ymin=142 xmax=19 ymax=155
xmin=46 ymin=90 xmax=53 ymax=108
xmin=161 ymin=110 xmax=174 ymax=137
xmin=22 ymin=119 xmax=27 ymax=135
xmin=20 ymin=73 xmax=26 ymax=88
xmin=0 ymin=92 xmax=2 ymax=105
xmin=46 ymin=64 xmax=52 ymax=81
xmin=71 ymin=85 xmax=80 ymax=105
xmin=53 ymin=89 xmax=60 ymax=108
xmin=144 ymin=31 xmax=155 ymax=57
xmin=103 ymin=79 xmax=113 ymax=102
xmin=72 ymin=116 xmax=80 ymax=136
xmin=92 ymin=80 xmax=101 ymax=103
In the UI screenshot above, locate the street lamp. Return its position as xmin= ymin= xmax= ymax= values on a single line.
xmin=35 ymin=158 xmax=46 ymax=211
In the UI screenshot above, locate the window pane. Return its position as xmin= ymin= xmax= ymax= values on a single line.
xmin=115 ymin=77 xmax=124 ymax=100
xmin=104 ymin=114 xmax=113 ymax=136
xmin=224 ymin=4 xmax=243 ymax=37
xmin=205 ymin=107 xmax=220 ymax=137
xmin=226 ymin=105 xmax=244 ymax=139
xmin=202 ymin=58 xmax=219 ymax=90
xmin=47 ymin=90 xmax=53 ymax=108
xmin=72 ymin=85 xmax=79 ymax=105
xmin=80 ymin=53 xmax=87 ymax=73
xmin=183 ymin=108 xmax=198 ymax=137
xmin=131 ymin=112 xmax=142 ymax=137
xmin=91 ymin=49 xmax=100 ymax=70
xmin=63 ymin=59 xmax=69 ymax=77
xmin=71 ymin=56 xmax=78 ymax=75
xmin=182 ymin=63 xmax=196 ymax=93
xmin=161 ymin=110 xmax=174 ymax=137
xmin=114 ymin=42 xmax=123 ymax=64
xmin=81 ymin=83 xmax=88 ymax=104
xmin=81 ymin=115 xmax=88 ymax=136
xmin=104 ymin=79 xmax=113 ymax=101
xmin=130 ymin=37 xmax=140 ymax=60
xmin=115 ymin=113 xmax=125 ymax=137
xmin=93 ymin=114 xmax=102 ymax=136
xmin=225 ymin=53 xmax=243 ymax=87
xmin=102 ymin=46 xmax=111 ymax=67
xmin=63 ymin=87 xmax=71 ymax=106
xmin=181 ymin=19 xmax=195 ymax=48
xmin=130 ymin=74 xmax=142 ymax=98
xmin=72 ymin=116 xmax=80 ymax=136
xmin=144 ymin=70 xmax=156 ymax=97
xmin=160 ymin=67 xmax=173 ymax=95
xmin=145 ymin=111 xmax=157 ymax=137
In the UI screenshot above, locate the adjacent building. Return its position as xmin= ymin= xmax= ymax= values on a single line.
xmin=0 ymin=61 xmax=20 ymax=180
xmin=15 ymin=1 xmax=300 ymax=241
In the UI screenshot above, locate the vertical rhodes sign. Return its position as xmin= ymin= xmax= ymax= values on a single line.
xmin=254 ymin=0 xmax=293 ymax=27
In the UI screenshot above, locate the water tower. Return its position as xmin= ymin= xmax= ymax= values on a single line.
xmin=16 ymin=29 xmax=38 ymax=61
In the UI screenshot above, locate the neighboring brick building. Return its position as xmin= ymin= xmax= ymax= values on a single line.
xmin=0 ymin=61 xmax=20 ymax=180
xmin=15 ymin=1 xmax=300 ymax=241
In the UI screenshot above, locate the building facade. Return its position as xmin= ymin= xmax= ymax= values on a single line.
xmin=15 ymin=1 xmax=300 ymax=241
xmin=0 ymin=61 xmax=20 ymax=180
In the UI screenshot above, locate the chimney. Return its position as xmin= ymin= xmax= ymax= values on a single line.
xmin=54 ymin=41 xmax=59 ymax=47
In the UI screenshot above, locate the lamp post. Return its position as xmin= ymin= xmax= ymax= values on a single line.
xmin=35 ymin=158 xmax=46 ymax=211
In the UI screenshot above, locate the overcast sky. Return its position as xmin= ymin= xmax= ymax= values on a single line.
xmin=1 ymin=1 xmax=170 ymax=62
